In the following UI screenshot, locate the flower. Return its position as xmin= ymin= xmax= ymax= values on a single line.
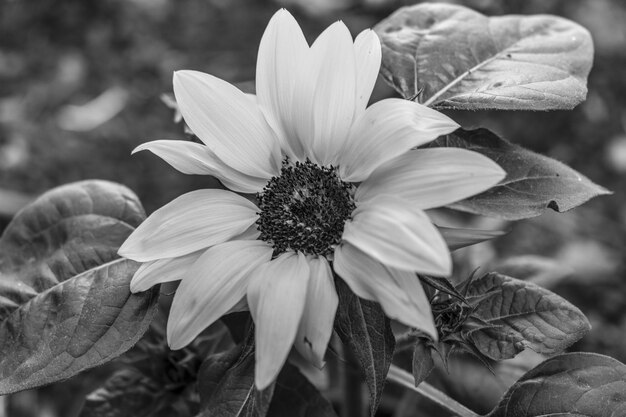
xmin=118 ymin=9 xmax=505 ymax=390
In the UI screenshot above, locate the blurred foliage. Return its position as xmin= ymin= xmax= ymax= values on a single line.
xmin=0 ymin=0 xmax=625 ymax=416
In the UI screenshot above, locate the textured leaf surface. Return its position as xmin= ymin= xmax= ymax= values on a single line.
xmin=0 ymin=180 xmax=158 ymax=394
xmin=334 ymin=279 xmax=395 ymax=417
xmin=428 ymin=128 xmax=610 ymax=220
xmin=198 ymin=332 xmax=335 ymax=417
xmin=80 ymin=368 xmax=186 ymax=417
xmin=465 ymin=273 xmax=590 ymax=360
xmin=488 ymin=353 xmax=626 ymax=417
xmin=267 ymin=365 xmax=338 ymax=417
xmin=375 ymin=3 xmax=593 ymax=110
xmin=198 ymin=334 xmax=272 ymax=417
xmin=412 ymin=338 xmax=434 ymax=387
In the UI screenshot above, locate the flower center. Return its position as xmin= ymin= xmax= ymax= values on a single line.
xmin=256 ymin=159 xmax=356 ymax=257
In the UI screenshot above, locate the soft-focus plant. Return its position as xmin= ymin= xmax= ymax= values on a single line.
xmin=0 ymin=3 xmax=622 ymax=417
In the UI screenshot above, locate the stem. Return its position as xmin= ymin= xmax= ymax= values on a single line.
xmin=387 ymin=364 xmax=480 ymax=417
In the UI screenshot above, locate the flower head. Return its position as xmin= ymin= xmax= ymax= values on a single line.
xmin=119 ymin=9 xmax=505 ymax=390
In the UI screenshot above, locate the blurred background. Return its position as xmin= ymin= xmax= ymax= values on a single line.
xmin=0 ymin=0 xmax=624 ymax=416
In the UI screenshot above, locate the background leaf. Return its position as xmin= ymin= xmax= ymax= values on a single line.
xmin=0 ymin=180 xmax=158 ymax=394
xmin=428 ymin=128 xmax=610 ymax=220
xmin=334 ymin=279 xmax=395 ymax=417
xmin=465 ymin=272 xmax=590 ymax=360
xmin=79 ymin=368 xmax=195 ymax=417
xmin=198 ymin=333 xmax=273 ymax=417
xmin=266 ymin=365 xmax=337 ymax=417
xmin=198 ymin=331 xmax=335 ymax=417
xmin=374 ymin=3 xmax=594 ymax=110
xmin=488 ymin=353 xmax=626 ymax=417
xmin=412 ymin=338 xmax=434 ymax=387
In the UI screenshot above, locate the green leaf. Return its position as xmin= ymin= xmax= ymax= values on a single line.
xmin=465 ymin=272 xmax=590 ymax=360
xmin=198 ymin=333 xmax=274 ymax=417
xmin=334 ymin=279 xmax=395 ymax=417
xmin=0 ymin=180 xmax=158 ymax=394
xmin=412 ymin=338 xmax=434 ymax=387
xmin=429 ymin=128 xmax=610 ymax=220
xmin=80 ymin=368 xmax=196 ymax=417
xmin=198 ymin=331 xmax=335 ymax=417
xmin=374 ymin=3 xmax=593 ymax=110
xmin=488 ymin=353 xmax=626 ymax=417
xmin=267 ymin=365 xmax=338 ymax=417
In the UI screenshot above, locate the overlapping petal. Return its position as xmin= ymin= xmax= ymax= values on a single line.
xmin=334 ymin=242 xmax=437 ymax=339
xmin=133 ymin=140 xmax=268 ymax=193
xmin=256 ymin=9 xmax=309 ymax=160
xmin=291 ymin=21 xmax=357 ymax=166
xmin=130 ymin=250 xmax=203 ymax=293
xmin=342 ymin=196 xmax=451 ymax=276
xmin=247 ymin=252 xmax=310 ymax=390
xmin=294 ymin=257 xmax=337 ymax=368
xmin=356 ymin=148 xmax=506 ymax=209
xmin=118 ymin=189 xmax=258 ymax=262
xmin=173 ymin=70 xmax=281 ymax=178
xmin=353 ymin=29 xmax=381 ymax=113
xmin=338 ymin=99 xmax=459 ymax=182
xmin=167 ymin=240 xmax=273 ymax=350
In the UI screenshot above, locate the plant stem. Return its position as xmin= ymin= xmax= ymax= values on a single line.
xmin=387 ymin=364 xmax=480 ymax=417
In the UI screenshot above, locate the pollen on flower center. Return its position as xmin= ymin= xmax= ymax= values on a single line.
xmin=256 ymin=159 xmax=356 ymax=257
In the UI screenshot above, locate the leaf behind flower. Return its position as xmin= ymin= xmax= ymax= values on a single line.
xmin=0 ymin=180 xmax=158 ymax=394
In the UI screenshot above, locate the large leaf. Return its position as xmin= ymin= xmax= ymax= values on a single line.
xmin=198 ymin=333 xmax=273 ymax=417
xmin=374 ymin=3 xmax=593 ymax=110
xmin=428 ymin=128 xmax=610 ymax=220
xmin=0 ymin=180 xmax=158 ymax=394
xmin=334 ymin=278 xmax=395 ymax=417
xmin=266 ymin=364 xmax=338 ymax=417
xmin=198 ymin=331 xmax=335 ymax=417
xmin=465 ymin=272 xmax=590 ymax=360
xmin=80 ymin=368 xmax=196 ymax=417
xmin=488 ymin=353 xmax=626 ymax=417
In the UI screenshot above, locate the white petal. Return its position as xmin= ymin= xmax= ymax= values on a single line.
xmin=256 ymin=9 xmax=309 ymax=160
xmin=247 ymin=252 xmax=310 ymax=390
xmin=118 ymin=189 xmax=258 ymax=262
xmin=133 ymin=140 xmax=268 ymax=193
xmin=294 ymin=257 xmax=337 ymax=368
xmin=338 ymin=99 xmax=459 ymax=182
xmin=167 ymin=240 xmax=273 ymax=349
xmin=291 ymin=21 xmax=357 ymax=165
xmin=130 ymin=250 xmax=203 ymax=293
xmin=342 ymin=196 xmax=451 ymax=276
xmin=173 ymin=70 xmax=281 ymax=178
xmin=353 ymin=29 xmax=381 ymax=113
xmin=356 ymin=148 xmax=506 ymax=209
xmin=334 ymin=242 xmax=437 ymax=339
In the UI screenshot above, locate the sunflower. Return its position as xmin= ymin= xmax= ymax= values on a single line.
xmin=119 ymin=9 xmax=505 ymax=389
